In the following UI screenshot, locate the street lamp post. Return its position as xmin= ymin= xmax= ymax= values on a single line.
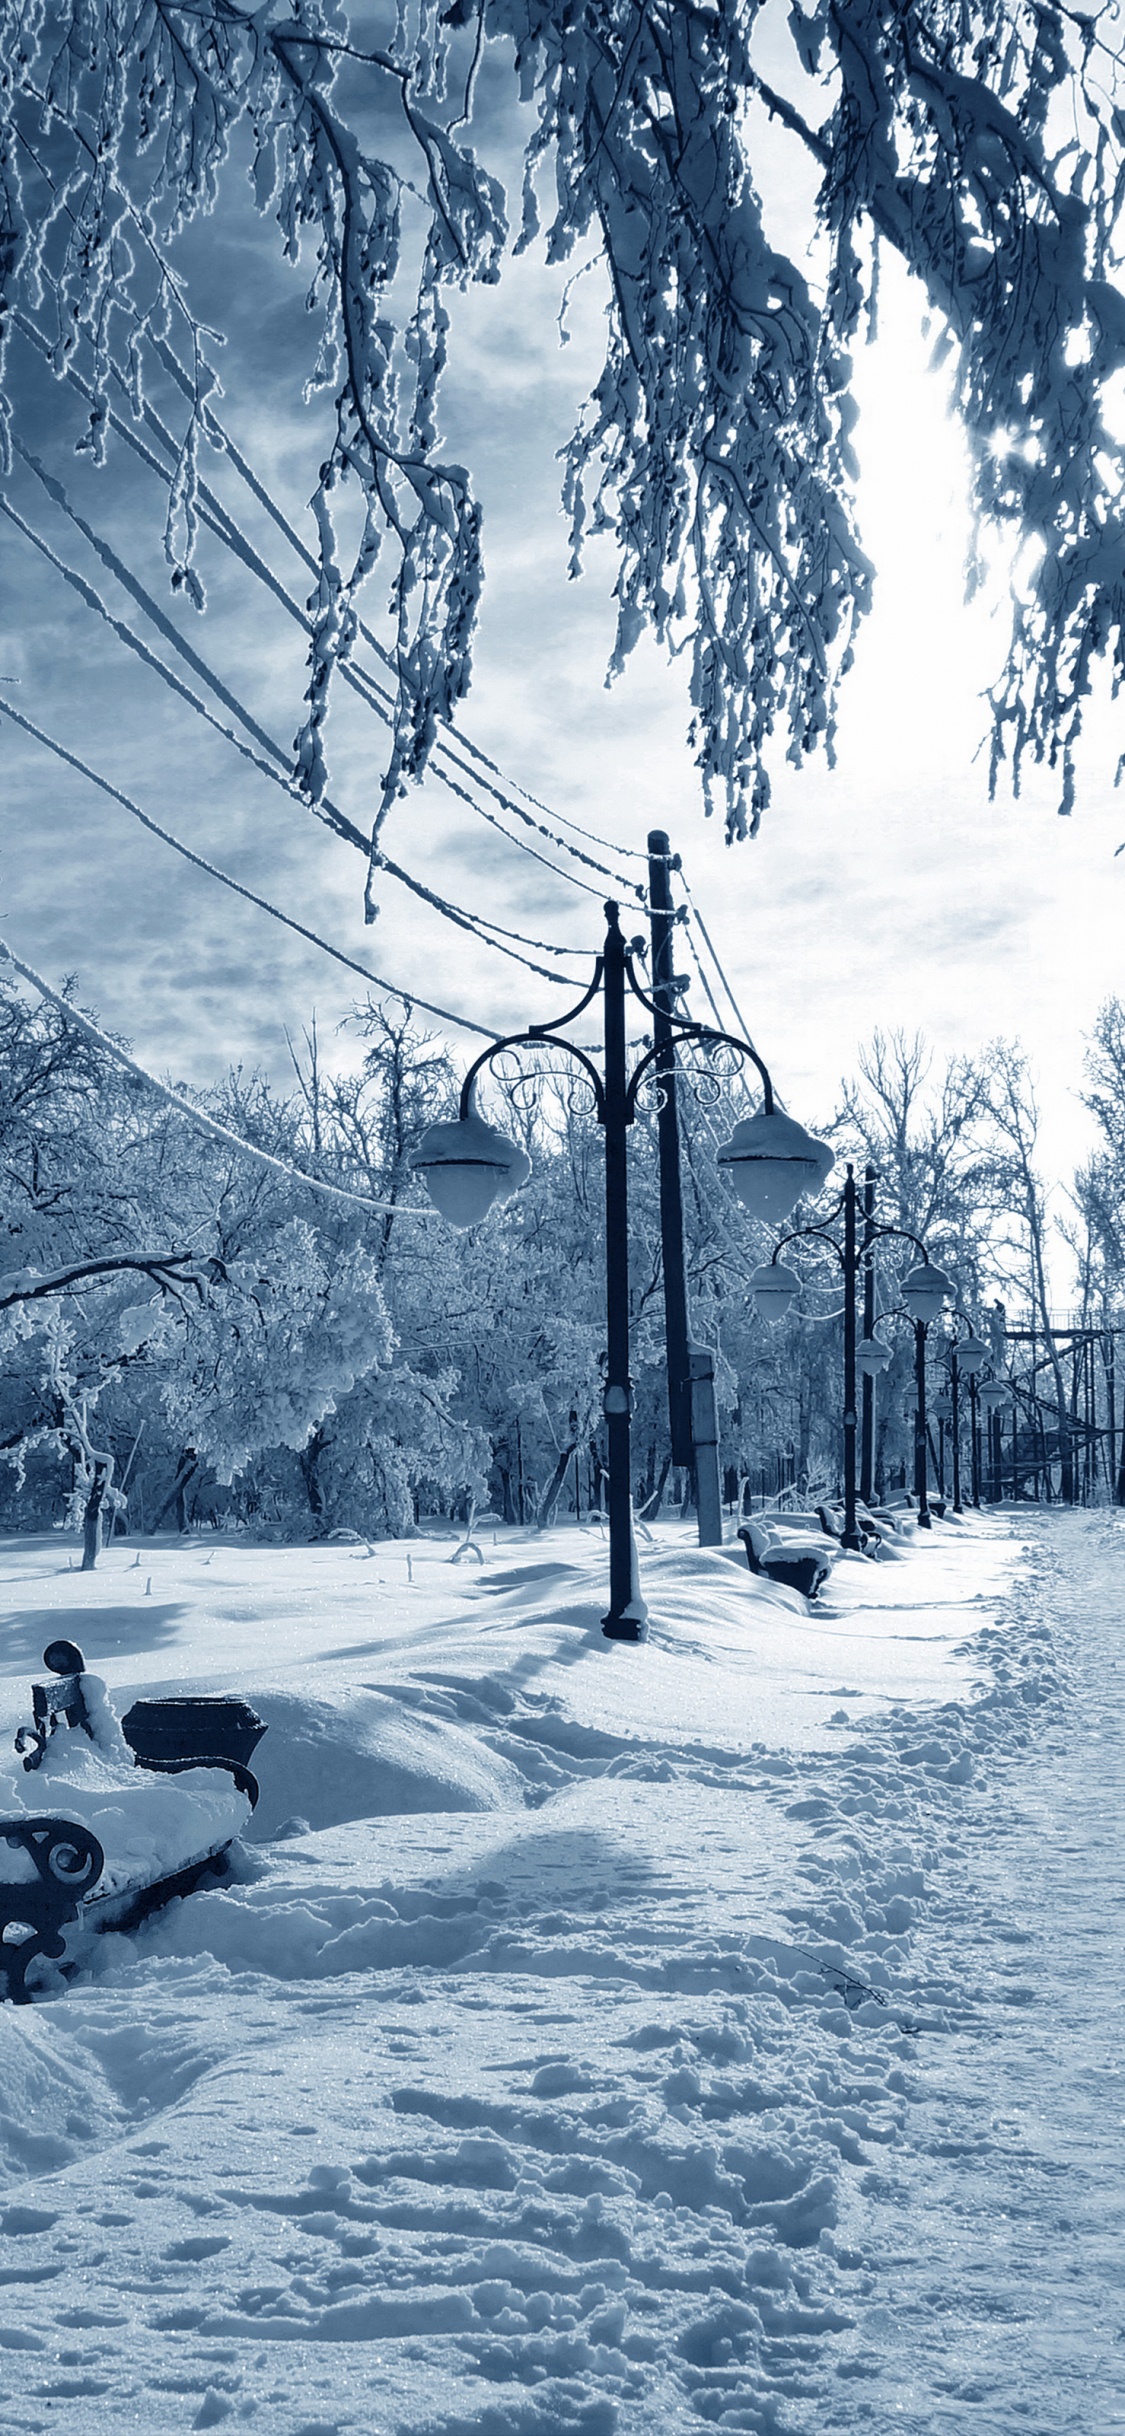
xmin=978 ymin=1377 xmax=1012 ymax=1503
xmin=751 ymin=1166 xmax=949 ymax=1550
xmin=859 ymin=1164 xmax=878 ymax=1506
xmin=969 ymin=1369 xmax=982 ymax=1507
xmin=912 ymin=1316 xmax=931 ymax=1525
xmin=944 ymin=1320 xmax=987 ymax=1516
xmin=950 ymin=1359 xmax=962 ymax=1512
xmin=412 ymin=900 xmax=832 ymax=1642
xmin=933 ymin=1387 xmax=952 ymax=1502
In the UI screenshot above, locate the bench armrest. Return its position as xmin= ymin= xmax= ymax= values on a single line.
xmin=132 ymin=1753 xmax=260 ymax=1808
xmin=0 ymin=1818 xmax=105 ymax=2003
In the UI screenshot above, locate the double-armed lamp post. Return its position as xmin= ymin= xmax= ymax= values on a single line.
xmin=750 ymin=1165 xmax=951 ymax=1545
xmin=410 ymin=899 xmax=833 ymax=1641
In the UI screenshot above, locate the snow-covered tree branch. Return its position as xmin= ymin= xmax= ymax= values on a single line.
xmin=4 ymin=1 xmax=1125 ymax=841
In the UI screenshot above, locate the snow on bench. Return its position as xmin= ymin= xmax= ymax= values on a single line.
xmin=737 ymin=1520 xmax=836 ymax=1602
xmin=0 ymin=1641 xmax=265 ymax=2003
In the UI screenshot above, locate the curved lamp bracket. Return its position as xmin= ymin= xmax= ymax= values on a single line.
xmin=459 ymin=1030 xmax=606 ymax=1125
xmin=625 ymin=1028 xmax=774 ymax=1123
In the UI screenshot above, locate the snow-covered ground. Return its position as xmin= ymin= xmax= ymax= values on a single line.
xmin=0 ymin=1507 xmax=1119 ymax=2435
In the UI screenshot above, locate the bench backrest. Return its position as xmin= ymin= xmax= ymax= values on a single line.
xmin=121 ymin=1696 xmax=266 ymax=1769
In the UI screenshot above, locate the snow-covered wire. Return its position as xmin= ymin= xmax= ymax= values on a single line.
xmin=15 ymin=441 xmax=287 ymax=768
xmin=0 ymin=491 xmax=321 ymax=816
xmin=0 ymin=703 xmax=501 ymax=1042
xmin=13 ymin=305 xmax=646 ymax=903
xmin=144 ymin=330 xmax=646 ymax=884
xmin=0 ymin=937 xmax=451 ymax=1219
xmin=370 ymin=849 xmax=587 ymax=981
xmin=677 ymin=863 xmax=759 ymax=1049
xmin=677 ymin=894 xmax=730 ymax=1035
xmin=3 ymin=487 xmax=589 ymax=984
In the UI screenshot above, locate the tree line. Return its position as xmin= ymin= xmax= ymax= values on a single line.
xmin=2 ymin=974 xmax=1123 ymax=1561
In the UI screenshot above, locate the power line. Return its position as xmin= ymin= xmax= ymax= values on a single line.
xmin=0 ymin=703 xmax=502 ymax=1042
xmin=12 ymin=329 xmax=770 ymax=1069
xmin=0 ymin=490 xmax=321 ymax=819
xmin=12 ymin=305 xmax=646 ymax=901
xmin=14 ymin=134 xmax=589 ymax=878
xmin=679 ymin=879 xmax=758 ymax=1050
xmin=2 ymin=484 xmax=589 ymax=984
xmin=370 ymin=848 xmax=586 ymax=984
xmin=142 ymin=328 xmax=649 ymax=879
xmin=0 ymin=936 xmax=450 ymax=1219
xmin=14 ymin=305 xmax=793 ymax=1044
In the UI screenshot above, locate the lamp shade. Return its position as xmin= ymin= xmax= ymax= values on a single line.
xmin=855 ymin=1333 xmax=893 ymax=1377
xmin=749 ymin=1260 xmax=801 ymax=1323
xmin=410 ymin=1111 xmax=531 ymax=1228
xmin=933 ymin=1391 xmax=953 ymax=1423
xmin=716 ymin=1110 xmax=834 ymax=1222
xmin=899 ymin=1261 xmax=952 ymax=1325
xmin=977 ymin=1378 xmax=1011 ymax=1412
xmin=955 ymin=1331 xmax=988 ymax=1376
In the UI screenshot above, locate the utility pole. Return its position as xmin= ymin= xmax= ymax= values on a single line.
xmin=647 ymin=830 xmax=722 ymax=1544
xmin=599 ymin=906 xmax=638 ymax=1629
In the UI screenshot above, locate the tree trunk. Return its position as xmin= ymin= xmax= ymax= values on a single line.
xmin=300 ymin=1426 xmax=327 ymax=1530
xmin=538 ymin=1438 xmax=579 ymax=1530
xmin=81 ymin=1463 xmax=108 ymax=1572
xmin=637 ymin=1453 xmax=672 ymax=1520
xmin=150 ymin=1450 xmax=198 ymax=1533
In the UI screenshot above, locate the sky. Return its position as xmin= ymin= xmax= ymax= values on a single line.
xmin=2 ymin=30 xmax=1122 ymax=1261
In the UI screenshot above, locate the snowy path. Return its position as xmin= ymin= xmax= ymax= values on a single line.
xmin=822 ymin=1508 xmax=1125 ymax=2431
xmin=0 ymin=1512 xmax=1119 ymax=2434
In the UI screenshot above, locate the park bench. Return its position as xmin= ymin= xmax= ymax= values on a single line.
xmin=738 ymin=1519 xmax=836 ymax=1601
xmin=0 ymin=1640 xmax=265 ymax=2003
xmin=815 ymin=1499 xmax=894 ymax=1551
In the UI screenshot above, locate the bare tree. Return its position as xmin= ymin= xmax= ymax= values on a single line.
xmin=985 ymin=1043 xmax=1073 ymax=1501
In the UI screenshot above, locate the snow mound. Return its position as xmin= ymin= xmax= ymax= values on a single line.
xmin=244 ymin=1686 xmax=528 ymax=1840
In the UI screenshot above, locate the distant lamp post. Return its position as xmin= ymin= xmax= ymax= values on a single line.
xmin=717 ymin=1112 xmax=835 ymax=1219
xmin=410 ymin=1110 xmax=531 ymax=1227
xmin=900 ymin=1262 xmax=954 ymax=1327
xmin=753 ymin=1165 xmax=946 ymax=1548
xmin=893 ymin=1263 xmax=952 ymax=1528
xmin=413 ymin=899 xmax=830 ymax=1643
xmin=944 ymin=1320 xmax=987 ymax=1513
xmin=855 ymin=1328 xmax=893 ymax=1502
xmin=978 ymin=1377 xmax=1012 ymax=1503
xmin=747 ymin=1260 xmax=802 ymax=1324
xmin=933 ymin=1387 xmax=953 ymax=1502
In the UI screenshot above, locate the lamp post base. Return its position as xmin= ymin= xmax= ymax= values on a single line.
xmin=601 ymin=1615 xmax=646 ymax=1642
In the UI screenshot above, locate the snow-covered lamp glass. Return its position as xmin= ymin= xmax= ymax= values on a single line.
xmin=977 ymin=1378 xmax=1011 ymax=1412
xmin=955 ymin=1331 xmax=988 ymax=1376
xmin=410 ymin=1111 xmax=531 ymax=1229
xmin=716 ymin=1110 xmax=834 ymax=1222
xmin=899 ymin=1262 xmax=952 ymax=1326
xmin=855 ymin=1333 xmax=893 ymax=1377
xmin=749 ymin=1260 xmax=800 ymax=1323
